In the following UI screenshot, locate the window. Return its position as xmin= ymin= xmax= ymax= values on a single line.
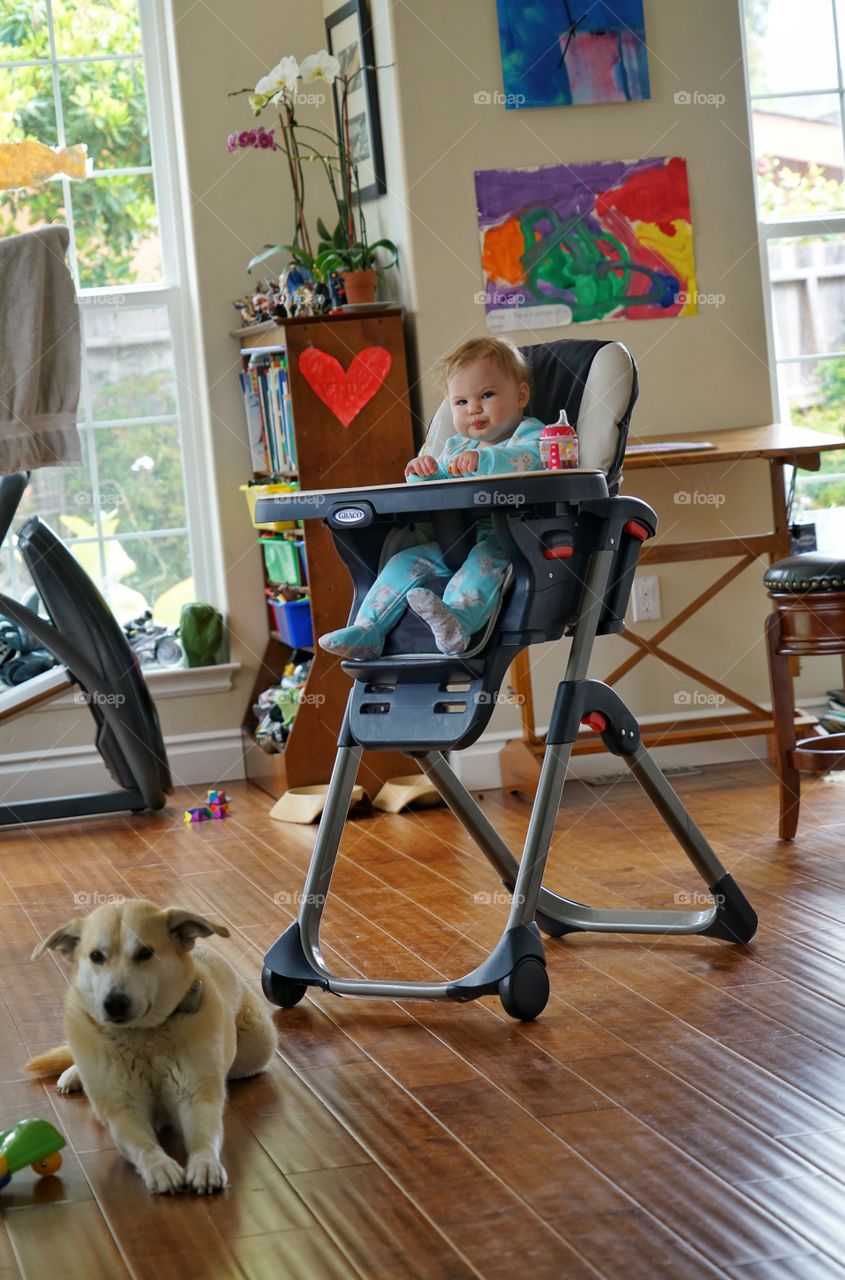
xmin=743 ymin=0 xmax=845 ymax=551
xmin=0 ymin=0 xmax=212 ymax=623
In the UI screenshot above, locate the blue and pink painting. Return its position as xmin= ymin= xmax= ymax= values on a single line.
xmin=496 ymin=0 xmax=650 ymax=109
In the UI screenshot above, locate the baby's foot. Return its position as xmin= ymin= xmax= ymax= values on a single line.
xmin=319 ymin=624 xmax=384 ymax=659
xmin=407 ymin=589 xmax=470 ymax=654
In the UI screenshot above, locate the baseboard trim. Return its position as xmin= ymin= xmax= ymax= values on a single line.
xmin=0 ymin=729 xmax=246 ymax=804
xmin=449 ymin=699 xmax=827 ymax=791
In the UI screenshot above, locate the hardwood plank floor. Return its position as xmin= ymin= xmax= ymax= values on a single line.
xmin=1 ymin=761 xmax=844 ymax=1277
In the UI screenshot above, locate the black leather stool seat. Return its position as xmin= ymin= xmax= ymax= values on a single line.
xmin=764 ymin=555 xmax=845 ymax=594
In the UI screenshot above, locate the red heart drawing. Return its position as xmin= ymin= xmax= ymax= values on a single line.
xmin=298 ymin=346 xmax=393 ymax=428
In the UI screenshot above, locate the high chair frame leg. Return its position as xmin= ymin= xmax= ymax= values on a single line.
xmin=262 ymin=546 xmax=757 ymax=1022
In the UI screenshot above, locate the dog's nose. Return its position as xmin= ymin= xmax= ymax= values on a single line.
xmin=103 ymin=991 xmax=130 ymax=1021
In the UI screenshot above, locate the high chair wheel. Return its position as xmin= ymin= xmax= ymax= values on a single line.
xmin=499 ymin=957 xmax=549 ymax=1021
xmin=261 ymin=966 xmax=307 ymax=1009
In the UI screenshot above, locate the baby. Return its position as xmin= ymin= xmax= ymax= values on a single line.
xmin=319 ymin=336 xmax=544 ymax=659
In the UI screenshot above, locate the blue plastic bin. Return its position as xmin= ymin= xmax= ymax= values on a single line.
xmin=271 ymin=598 xmax=313 ymax=648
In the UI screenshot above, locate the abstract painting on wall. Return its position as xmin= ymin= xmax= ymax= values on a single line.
xmin=475 ymin=156 xmax=698 ymax=330
xmin=496 ymin=0 xmax=650 ymax=109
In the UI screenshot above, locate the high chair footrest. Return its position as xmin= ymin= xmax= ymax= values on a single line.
xmin=446 ymin=924 xmax=544 ymax=1002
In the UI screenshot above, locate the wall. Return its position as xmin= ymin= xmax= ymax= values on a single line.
xmin=378 ymin=0 xmax=840 ymax=760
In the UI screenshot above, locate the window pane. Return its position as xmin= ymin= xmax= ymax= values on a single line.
xmin=84 ymin=304 xmax=177 ymax=421
xmin=108 ymin=533 xmax=192 ymax=622
xmin=16 ymin=450 xmax=95 ymax=536
xmin=769 ymin=234 xmax=845 ymax=357
xmin=0 ymin=176 xmax=66 ymax=238
xmin=70 ymin=173 xmax=160 ymax=286
xmin=746 ymin=0 xmax=839 ymax=95
xmin=787 ymin=356 xmax=845 ymax=529
xmin=0 ymin=0 xmax=49 ymax=61
xmin=752 ymin=95 xmax=845 ymax=217
xmin=0 ymin=63 xmax=57 ymax=145
xmin=60 ymin=57 xmax=150 ymax=171
xmin=92 ymin=424 xmax=188 ymax=534
xmin=51 ymin=0 xmax=141 ymax=59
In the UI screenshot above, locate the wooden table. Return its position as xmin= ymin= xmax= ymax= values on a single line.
xmin=501 ymin=423 xmax=845 ymax=794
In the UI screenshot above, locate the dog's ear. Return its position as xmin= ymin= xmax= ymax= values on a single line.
xmin=32 ymin=919 xmax=82 ymax=961
xmin=165 ymin=908 xmax=230 ymax=950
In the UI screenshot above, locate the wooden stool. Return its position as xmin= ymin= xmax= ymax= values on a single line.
xmin=764 ymin=555 xmax=845 ymax=839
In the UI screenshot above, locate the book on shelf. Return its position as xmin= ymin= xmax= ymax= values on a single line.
xmin=239 ymin=350 xmax=297 ymax=476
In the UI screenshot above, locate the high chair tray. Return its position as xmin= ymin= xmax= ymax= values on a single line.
xmin=254 ymin=469 xmax=609 ymax=525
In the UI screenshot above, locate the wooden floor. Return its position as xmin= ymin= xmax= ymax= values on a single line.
xmin=1 ymin=760 xmax=845 ymax=1278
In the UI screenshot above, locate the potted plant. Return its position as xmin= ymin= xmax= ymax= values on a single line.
xmin=229 ymin=51 xmax=398 ymax=304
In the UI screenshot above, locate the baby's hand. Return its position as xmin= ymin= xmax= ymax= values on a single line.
xmin=405 ymin=455 xmax=439 ymax=478
xmin=448 ymin=451 xmax=479 ymax=476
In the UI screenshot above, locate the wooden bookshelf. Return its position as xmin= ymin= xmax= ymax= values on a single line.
xmin=235 ymin=308 xmax=416 ymax=799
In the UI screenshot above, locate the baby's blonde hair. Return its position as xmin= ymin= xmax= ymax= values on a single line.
xmin=437 ymin=336 xmax=531 ymax=394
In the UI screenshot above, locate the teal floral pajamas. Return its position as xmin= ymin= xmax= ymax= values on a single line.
xmin=320 ymin=417 xmax=544 ymax=658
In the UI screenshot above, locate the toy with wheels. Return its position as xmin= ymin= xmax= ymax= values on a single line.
xmin=0 ymin=1118 xmax=65 ymax=1188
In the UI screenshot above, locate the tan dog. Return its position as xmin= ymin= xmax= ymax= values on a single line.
xmin=25 ymin=898 xmax=277 ymax=1194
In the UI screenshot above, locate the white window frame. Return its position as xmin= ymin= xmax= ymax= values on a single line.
xmin=741 ymin=0 xmax=845 ymax=506
xmin=1 ymin=0 xmax=225 ymax=610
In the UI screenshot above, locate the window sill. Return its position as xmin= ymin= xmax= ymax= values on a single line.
xmin=32 ymin=662 xmax=240 ymax=713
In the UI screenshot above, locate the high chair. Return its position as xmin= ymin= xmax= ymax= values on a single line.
xmin=258 ymin=338 xmax=757 ymax=1020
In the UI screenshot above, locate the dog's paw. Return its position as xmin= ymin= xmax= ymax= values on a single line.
xmin=185 ymin=1152 xmax=228 ymax=1194
xmin=57 ymin=1064 xmax=83 ymax=1094
xmin=142 ymin=1154 xmax=186 ymax=1194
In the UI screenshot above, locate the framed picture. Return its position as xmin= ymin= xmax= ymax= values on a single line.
xmin=325 ymin=0 xmax=386 ymax=202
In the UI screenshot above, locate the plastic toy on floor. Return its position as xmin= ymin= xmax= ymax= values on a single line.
xmin=184 ymin=790 xmax=232 ymax=824
xmin=0 ymin=1119 xmax=65 ymax=1188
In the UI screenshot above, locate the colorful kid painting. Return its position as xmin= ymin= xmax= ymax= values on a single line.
xmin=475 ymin=156 xmax=698 ymax=331
xmin=496 ymin=0 xmax=650 ymax=109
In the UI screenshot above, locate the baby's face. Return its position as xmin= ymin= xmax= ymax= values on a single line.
xmin=447 ymin=357 xmax=529 ymax=444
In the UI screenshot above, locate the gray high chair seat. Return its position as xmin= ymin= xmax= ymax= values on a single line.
xmin=256 ymin=337 xmax=757 ymax=1021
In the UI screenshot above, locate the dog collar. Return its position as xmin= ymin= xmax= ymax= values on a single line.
xmin=169 ymin=979 xmax=202 ymax=1018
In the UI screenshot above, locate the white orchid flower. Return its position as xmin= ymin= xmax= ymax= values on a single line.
xmin=300 ymin=49 xmax=341 ymax=84
xmin=255 ymin=55 xmax=300 ymax=103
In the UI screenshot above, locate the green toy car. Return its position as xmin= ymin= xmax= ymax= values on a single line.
xmin=0 ymin=1119 xmax=65 ymax=1188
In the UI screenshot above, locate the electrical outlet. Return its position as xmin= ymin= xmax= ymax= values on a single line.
xmin=632 ymin=574 xmax=661 ymax=622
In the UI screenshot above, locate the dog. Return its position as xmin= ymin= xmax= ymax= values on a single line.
xmin=24 ymin=898 xmax=278 ymax=1194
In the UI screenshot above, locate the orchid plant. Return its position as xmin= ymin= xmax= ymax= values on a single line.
xmin=229 ymin=49 xmax=397 ymax=280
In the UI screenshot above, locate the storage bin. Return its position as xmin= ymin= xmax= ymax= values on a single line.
xmin=240 ymin=482 xmax=298 ymax=532
xmin=270 ymin=597 xmax=313 ymax=648
xmin=262 ymin=537 xmax=302 ymax=585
